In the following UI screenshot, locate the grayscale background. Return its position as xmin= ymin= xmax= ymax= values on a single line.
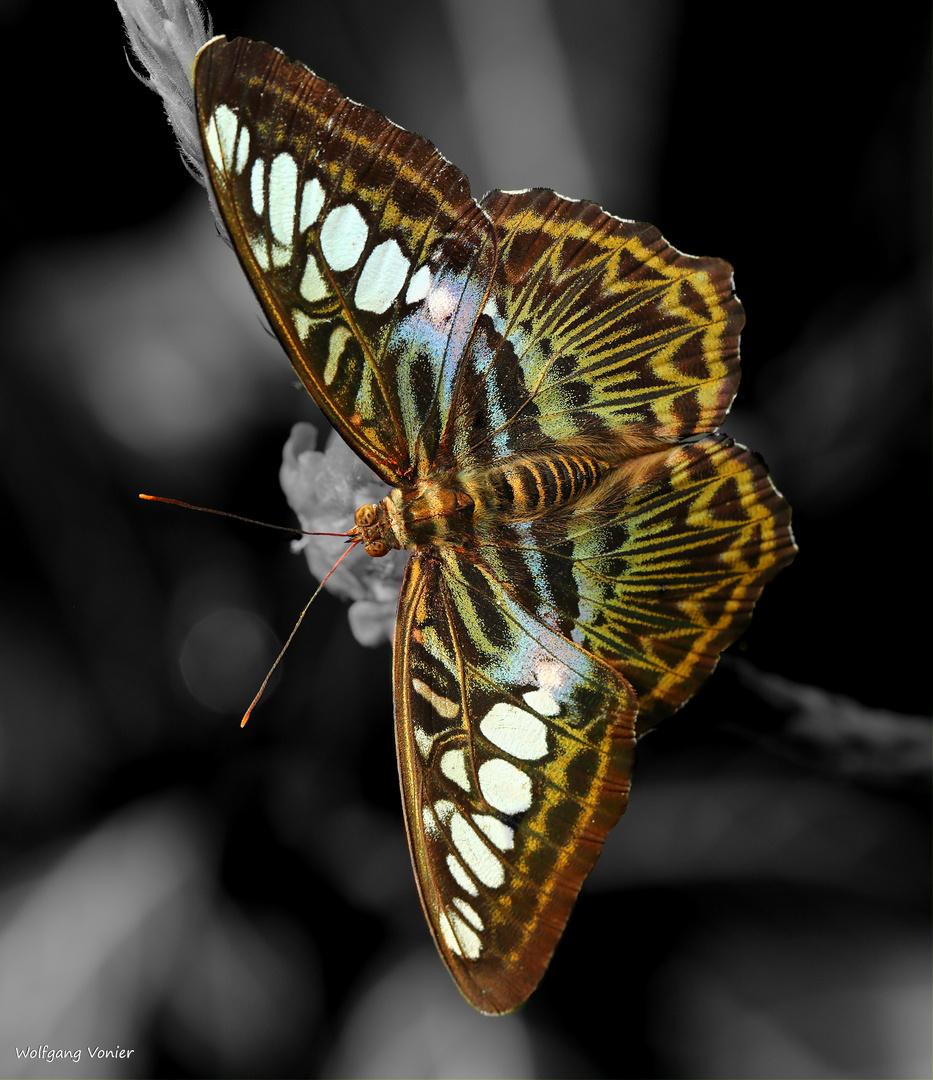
xmin=1 ymin=1 xmax=929 ymax=1077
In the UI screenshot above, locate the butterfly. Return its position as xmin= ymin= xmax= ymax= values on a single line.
xmin=193 ymin=34 xmax=795 ymax=1014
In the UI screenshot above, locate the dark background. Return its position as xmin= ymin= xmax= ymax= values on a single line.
xmin=1 ymin=1 xmax=929 ymax=1077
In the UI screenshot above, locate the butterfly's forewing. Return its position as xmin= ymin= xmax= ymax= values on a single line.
xmin=395 ymin=548 xmax=637 ymax=1014
xmin=194 ymin=35 xmax=496 ymax=483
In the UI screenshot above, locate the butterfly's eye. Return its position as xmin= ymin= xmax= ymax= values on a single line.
xmin=365 ymin=539 xmax=389 ymax=558
xmin=355 ymin=504 xmax=379 ymax=527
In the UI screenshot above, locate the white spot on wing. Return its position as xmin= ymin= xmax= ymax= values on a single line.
xmin=413 ymin=725 xmax=435 ymax=758
xmin=292 ymin=309 xmax=311 ymax=341
xmin=522 ymin=688 xmax=559 ymax=717
xmin=535 ymin=659 xmax=569 ymax=697
xmin=207 ymin=104 xmax=238 ymax=170
xmin=422 ymin=805 xmax=440 ymax=839
xmin=453 ymin=897 xmax=484 ymax=930
xmin=405 ymin=264 xmax=432 ymax=305
xmin=447 ymin=909 xmax=482 ymax=959
xmin=426 ymin=282 xmax=457 ymax=324
xmin=299 ymin=177 xmax=325 ymax=232
xmin=449 ymin=812 xmax=504 ymax=888
xmin=446 ymin=852 xmax=478 ymax=896
xmin=249 ymin=232 xmax=270 ymax=271
xmin=482 ymin=296 xmax=501 ymax=324
xmin=356 ymin=239 xmax=410 ymax=314
xmin=479 ymin=759 xmax=532 ymax=815
xmin=320 ymin=203 xmax=367 ymax=272
xmin=523 ymin=659 xmax=571 ymax=716
xmin=437 ymin=910 xmax=462 ymax=956
xmin=234 ymin=123 xmax=250 ymax=174
xmin=324 ymin=326 xmax=352 ymax=385
xmin=268 ymin=152 xmax=298 ymax=247
xmin=299 ymin=253 xmax=328 ymax=303
xmin=204 ymin=116 xmax=222 ymax=170
xmin=250 ymin=158 xmax=265 ymax=216
xmin=480 ymin=703 xmax=548 ymax=760
xmin=440 ymin=749 xmax=471 ymax=792
xmin=472 ymin=813 xmax=515 ymax=851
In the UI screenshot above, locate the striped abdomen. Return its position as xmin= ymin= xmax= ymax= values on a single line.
xmin=486 ymin=453 xmax=606 ymax=517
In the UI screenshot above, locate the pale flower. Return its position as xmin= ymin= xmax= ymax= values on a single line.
xmin=280 ymin=423 xmax=405 ymax=647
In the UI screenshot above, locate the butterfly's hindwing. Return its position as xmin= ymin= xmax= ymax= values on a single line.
xmin=395 ymin=548 xmax=637 ymax=1014
xmin=476 ymin=435 xmax=794 ymax=735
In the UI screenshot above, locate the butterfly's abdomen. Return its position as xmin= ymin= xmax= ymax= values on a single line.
xmin=484 ymin=453 xmax=607 ymax=519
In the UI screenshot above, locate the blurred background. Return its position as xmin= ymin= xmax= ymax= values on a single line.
xmin=1 ymin=0 xmax=929 ymax=1076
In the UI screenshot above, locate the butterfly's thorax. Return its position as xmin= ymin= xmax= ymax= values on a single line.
xmin=353 ymin=475 xmax=475 ymax=556
xmin=353 ymin=450 xmax=613 ymax=557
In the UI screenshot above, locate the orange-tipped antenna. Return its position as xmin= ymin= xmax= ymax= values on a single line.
xmin=139 ymin=493 xmax=350 ymax=539
xmin=240 ymin=539 xmax=362 ymax=726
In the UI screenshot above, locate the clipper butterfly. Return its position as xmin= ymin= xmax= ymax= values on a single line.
xmin=193 ymin=35 xmax=795 ymax=1014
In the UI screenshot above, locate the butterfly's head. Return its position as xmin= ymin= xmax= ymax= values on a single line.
xmin=351 ymin=500 xmax=397 ymax=558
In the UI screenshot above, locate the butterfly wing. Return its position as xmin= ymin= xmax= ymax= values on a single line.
xmin=394 ymin=546 xmax=637 ymax=1014
xmin=443 ymin=187 xmax=744 ymax=470
xmin=475 ymin=435 xmax=796 ymax=736
xmin=194 ymin=35 xmax=497 ymax=484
